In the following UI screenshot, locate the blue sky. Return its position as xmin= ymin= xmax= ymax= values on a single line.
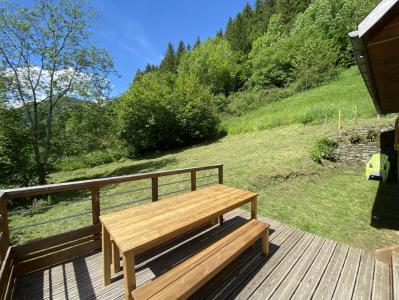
xmin=90 ymin=1 xmax=255 ymax=97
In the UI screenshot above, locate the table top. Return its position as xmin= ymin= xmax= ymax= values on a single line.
xmin=100 ymin=184 xmax=257 ymax=254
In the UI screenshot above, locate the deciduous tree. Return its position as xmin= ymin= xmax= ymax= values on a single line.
xmin=0 ymin=0 xmax=114 ymax=184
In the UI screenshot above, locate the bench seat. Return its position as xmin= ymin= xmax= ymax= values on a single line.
xmin=131 ymin=219 xmax=269 ymax=300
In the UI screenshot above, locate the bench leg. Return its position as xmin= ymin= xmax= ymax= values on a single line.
xmin=262 ymin=229 xmax=269 ymax=256
xmin=123 ymin=252 xmax=136 ymax=300
xmin=219 ymin=215 xmax=224 ymax=225
xmin=102 ymin=224 xmax=111 ymax=285
xmin=112 ymin=241 xmax=121 ymax=273
xmin=251 ymin=197 xmax=257 ymax=219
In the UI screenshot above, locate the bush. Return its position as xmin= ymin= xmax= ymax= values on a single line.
xmin=54 ymin=149 xmax=126 ymax=172
xmin=310 ymin=137 xmax=338 ymax=164
xmin=117 ymin=71 xmax=224 ymax=156
xmin=367 ymin=129 xmax=378 ymax=142
xmin=225 ymin=87 xmax=293 ymax=116
xmin=349 ymin=133 xmax=362 ymax=144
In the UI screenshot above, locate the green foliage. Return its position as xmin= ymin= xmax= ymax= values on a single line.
xmin=159 ymin=42 xmax=177 ymax=73
xmin=292 ymin=33 xmax=339 ymax=91
xmin=178 ymin=37 xmax=239 ymax=95
xmin=223 ymin=67 xmax=376 ymax=134
xmin=52 ymin=101 xmax=121 ymax=157
xmin=0 ymin=102 xmax=35 ymax=187
xmin=349 ymin=133 xmax=362 ymax=144
xmin=367 ymin=129 xmax=378 ymax=142
xmin=310 ymin=137 xmax=338 ymax=163
xmin=117 ymin=71 xmax=223 ymax=155
xmin=225 ymin=87 xmax=294 ymax=116
xmin=0 ymin=0 xmax=114 ymax=184
xmin=54 ymin=149 xmax=126 ymax=172
xmin=292 ymin=0 xmax=379 ymax=66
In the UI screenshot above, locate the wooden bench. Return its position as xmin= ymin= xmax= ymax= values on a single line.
xmin=131 ymin=219 xmax=269 ymax=300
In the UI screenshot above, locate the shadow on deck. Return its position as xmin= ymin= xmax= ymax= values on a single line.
xmin=12 ymin=209 xmax=384 ymax=300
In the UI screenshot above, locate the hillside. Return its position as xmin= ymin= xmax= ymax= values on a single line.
xmin=9 ymin=68 xmax=397 ymax=250
xmin=223 ymin=67 xmax=377 ymax=134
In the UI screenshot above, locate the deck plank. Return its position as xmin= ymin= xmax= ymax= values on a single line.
xmin=11 ymin=209 xmax=383 ymax=300
xmin=332 ymin=247 xmax=363 ymax=299
xmin=269 ymin=235 xmax=326 ymax=299
xmin=290 ymin=239 xmax=337 ymax=300
xmin=249 ymin=232 xmax=316 ymax=299
xmin=311 ymin=243 xmax=350 ymax=299
xmin=352 ymin=251 xmax=375 ymax=300
xmin=372 ymin=260 xmax=392 ymax=300
xmin=393 ymin=251 xmax=399 ymax=300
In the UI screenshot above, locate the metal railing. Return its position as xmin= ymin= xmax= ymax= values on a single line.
xmin=0 ymin=164 xmax=223 ymax=288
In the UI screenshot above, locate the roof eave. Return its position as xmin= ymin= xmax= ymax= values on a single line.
xmin=348 ymin=30 xmax=383 ymax=115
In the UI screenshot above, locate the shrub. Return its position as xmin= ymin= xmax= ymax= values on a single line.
xmin=349 ymin=133 xmax=362 ymax=144
xmin=54 ymin=149 xmax=126 ymax=172
xmin=310 ymin=137 xmax=338 ymax=164
xmin=367 ymin=129 xmax=378 ymax=142
xmin=225 ymin=87 xmax=293 ymax=116
xmin=117 ymin=71 xmax=223 ymax=156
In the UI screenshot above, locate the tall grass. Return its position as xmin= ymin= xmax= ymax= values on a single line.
xmin=222 ymin=67 xmax=377 ymax=134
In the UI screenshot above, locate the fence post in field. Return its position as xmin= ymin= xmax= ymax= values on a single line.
xmin=191 ymin=171 xmax=197 ymax=191
xmin=323 ymin=114 xmax=328 ymax=135
xmin=91 ymin=186 xmax=100 ymax=225
xmin=338 ymin=109 xmax=342 ymax=132
xmin=353 ymin=105 xmax=357 ymax=126
xmin=152 ymin=177 xmax=159 ymax=201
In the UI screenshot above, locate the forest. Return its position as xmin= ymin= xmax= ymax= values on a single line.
xmin=0 ymin=0 xmax=379 ymax=188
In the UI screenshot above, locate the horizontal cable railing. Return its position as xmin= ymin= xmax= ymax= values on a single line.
xmin=0 ymin=164 xmax=223 ymax=278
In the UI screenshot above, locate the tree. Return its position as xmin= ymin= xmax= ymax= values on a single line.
xmin=117 ymin=71 xmax=178 ymax=155
xmin=0 ymin=0 xmax=114 ymax=184
xmin=175 ymin=40 xmax=186 ymax=66
xmin=159 ymin=42 xmax=177 ymax=73
xmin=292 ymin=34 xmax=338 ymax=90
xmin=117 ymin=70 xmax=222 ymax=155
xmin=178 ymin=37 xmax=239 ymax=96
xmin=52 ymin=100 xmax=121 ymax=157
xmin=193 ymin=36 xmax=201 ymax=49
xmin=0 ymin=100 xmax=34 ymax=187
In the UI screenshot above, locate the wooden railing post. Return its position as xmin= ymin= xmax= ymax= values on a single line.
xmin=218 ymin=165 xmax=224 ymax=184
xmin=91 ymin=186 xmax=100 ymax=225
xmin=191 ymin=171 xmax=197 ymax=191
xmin=152 ymin=177 xmax=159 ymax=201
xmin=0 ymin=193 xmax=10 ymax=259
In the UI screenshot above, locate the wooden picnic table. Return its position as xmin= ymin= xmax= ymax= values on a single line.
xmin=100 ymin=184 xmax=258 ymax=300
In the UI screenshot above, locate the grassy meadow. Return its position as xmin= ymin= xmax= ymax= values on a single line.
xmin=9 ymin=113 xmax=398 ymax=250
xmin=223 ymin=67 xmax=376 ymax=134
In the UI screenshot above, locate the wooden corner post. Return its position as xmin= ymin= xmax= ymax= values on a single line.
xmin=0 ymin=193 xmax=10 ymax=257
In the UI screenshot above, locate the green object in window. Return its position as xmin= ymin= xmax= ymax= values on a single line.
xmin=365 ymin=153 xmax=390 ymax=183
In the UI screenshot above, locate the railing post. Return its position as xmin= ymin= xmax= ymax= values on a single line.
xmin=0 ymin=193 xmax=10 ymax=258
xmin=91 ymin=186 xmax=100 ymax=225
xmin=191 ymin=171 xmax=197 ymax=191
xmin=152 ymin=177 xmax=159 ymax=201
xmin=218 ymin=165 xmax=224 ymax=184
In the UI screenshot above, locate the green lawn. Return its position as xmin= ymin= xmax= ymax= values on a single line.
xmin=223 ymin=67 xmax=377 ymax=134
xmin=9 ymin=115 xmax=399 ymax=250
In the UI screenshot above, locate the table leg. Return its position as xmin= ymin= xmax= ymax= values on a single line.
xmin=112 ymin=241 xmax=121 ymax=273
xmin=251 ymin=197 xmax=257 ymax=219
xmin=102 ymin=223 xmax=111 ymax=285
xmin=123 ymin=252 xmax=136 ymax=300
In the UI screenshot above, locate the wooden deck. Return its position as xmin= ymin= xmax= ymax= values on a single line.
xmin=12 ymin=209 xmax=388 ymax=300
